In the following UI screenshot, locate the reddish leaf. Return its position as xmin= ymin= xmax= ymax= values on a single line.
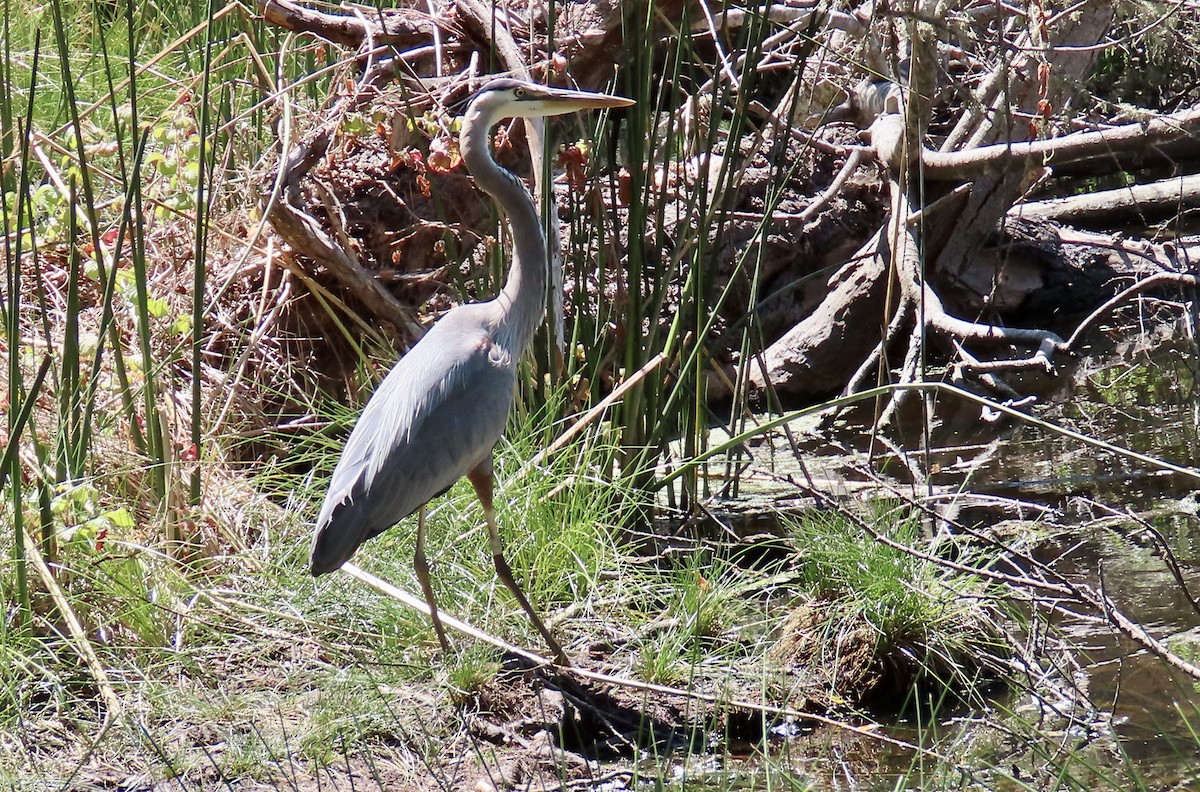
xmin=428 ymin=136 xmax=462 ymax=173
xmin=557 ymin=142 xmax=591 ymax=190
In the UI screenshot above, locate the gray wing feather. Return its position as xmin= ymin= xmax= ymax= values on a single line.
xmin=309 ymin=306 xmax=515 ymax=574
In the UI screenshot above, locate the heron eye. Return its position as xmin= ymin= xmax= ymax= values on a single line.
xmin=514 ymin=88 xmax=525 ymax=99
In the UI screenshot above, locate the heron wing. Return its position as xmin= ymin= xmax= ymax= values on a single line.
xmin=310 ymin=306 xmax=515 ymax=574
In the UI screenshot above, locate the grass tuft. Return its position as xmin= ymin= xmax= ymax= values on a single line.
xmin=778 ymin=507 xmax=1005 ymax=710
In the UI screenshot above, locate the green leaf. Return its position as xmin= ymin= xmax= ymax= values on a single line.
xmin=171 ymin=313 xmax=193 ymax=337
xmin=146 ymin=297 xmax=170 ymax=318
xmin=102 ymin=507 xmax=135 ymax=529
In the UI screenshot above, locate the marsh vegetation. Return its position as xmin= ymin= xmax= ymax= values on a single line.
xmin=5 ymin=0 xmax=1200 ymax=789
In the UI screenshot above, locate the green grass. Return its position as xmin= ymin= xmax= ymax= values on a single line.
xmin=783 ymin=506 xmax=1004 ymax=708
xmin=794 ymin=509 xmax=962 ymax=644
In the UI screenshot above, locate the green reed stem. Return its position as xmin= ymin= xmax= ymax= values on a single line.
xmin=81 ymin=0 xmax=143 ymax=458
xmin=60 ymin=178 xmax=83 ymax=481
xmin=118 ymin=0 xmax=167 ymax=505
xmin=0 ymin=0 xmax=13 ymax=197
xmin=615 ymin=2 xmax=658 ymax=490
xmin=3 ymin=30 xmax=42 ymax=633
xmin=190 ymin=0 xmax=219 ymax=507
xmin=1 ymin=356 xmax=51 ymax=625
xmin=49 ymin=0 xmax=153 ymax=479
xmin=48 ymin=0 xmax=104 ymax=294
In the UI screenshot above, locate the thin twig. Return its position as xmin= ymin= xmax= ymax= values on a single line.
xmin=521 ymin=352 xmax=667 ymax=474
xmin=1066 ymin=272 xmax=1200 ymax=349
xmin=25 ymin=537 xmax=122 ymax=725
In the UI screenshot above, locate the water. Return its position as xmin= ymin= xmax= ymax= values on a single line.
xmin=946 ymin=335 xmax=1200 ymax=788
xmin=689 ymin=329 xmax=1200 ymax=788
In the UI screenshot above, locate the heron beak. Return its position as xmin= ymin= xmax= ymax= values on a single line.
xmin=535 ymin=87 xmax=636 ymax=115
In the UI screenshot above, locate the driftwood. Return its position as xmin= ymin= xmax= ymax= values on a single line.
xmin=259 ymin=0 xmax=453 ymax=49
xmin=869 ymin=105 xmax=1200 ymax=181
xmin=748 ymin=1 xmax=1200 ymax=409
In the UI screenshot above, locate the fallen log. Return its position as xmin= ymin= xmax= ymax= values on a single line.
xmin=1011 ymin=173 xmax=1200 ymax=225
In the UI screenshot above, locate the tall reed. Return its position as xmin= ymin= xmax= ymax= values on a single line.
xmin=2 ymin=28 xmax=42 ymax=631
xmin=561 ymin=8 xmax=814 ymax=512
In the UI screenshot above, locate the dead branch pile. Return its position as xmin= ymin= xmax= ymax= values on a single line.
xmin=260 ymin=0 xmax=1200 ymax=418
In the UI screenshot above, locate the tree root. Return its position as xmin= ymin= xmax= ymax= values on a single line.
xmin=1014 ymin=173 xmax=1200 ymax=226
xmin=843 ymin=298 xmax=911 ymax=398
xmin=833 ymin=222 xmax=1200 ymax=426
xmin=867 ymin=173 xmax=1068 ymax=419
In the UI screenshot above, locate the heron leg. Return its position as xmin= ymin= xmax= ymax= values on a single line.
xmin=413 ymin=505 xmax=453 ymax=656
xmin=467 ymin=460 xmax=571 ymax=667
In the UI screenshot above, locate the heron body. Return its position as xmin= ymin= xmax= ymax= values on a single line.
xmin=308 ymin=304 xmax=514 ymax=574
xmin=309 ymin=78 xmax=634 ymax=666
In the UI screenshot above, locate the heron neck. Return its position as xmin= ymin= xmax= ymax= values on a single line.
xmin=461 ymin=110 xmax=547 ymax=355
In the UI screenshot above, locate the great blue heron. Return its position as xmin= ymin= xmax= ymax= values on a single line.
xmin=309 ymin=78 xmax=634 ymax=666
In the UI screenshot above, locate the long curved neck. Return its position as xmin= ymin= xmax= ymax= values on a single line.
xmin=460 ymin=101 xmax=547 ymax=356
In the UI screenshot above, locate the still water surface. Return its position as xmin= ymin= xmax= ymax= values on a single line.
xmin=676 ymin=333 xmax=1200 ymax=789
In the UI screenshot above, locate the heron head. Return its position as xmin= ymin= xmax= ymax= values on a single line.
xmin=468 ymin=78 xmax=635 ymax=119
